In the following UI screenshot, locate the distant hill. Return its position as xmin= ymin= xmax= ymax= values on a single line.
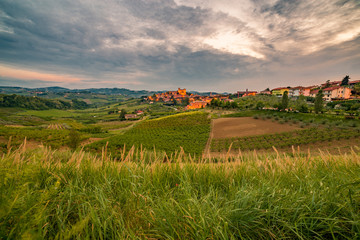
xmin=0 ymin=94 xmax=89 ymax=110
xmin=0 ymin=86 xmax=158 ymax=98
xmin=0 ymin=86 xmax=224 ymax=98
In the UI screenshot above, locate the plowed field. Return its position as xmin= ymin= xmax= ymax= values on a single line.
xmin=212 ymin=117 xmax=300 ymax=139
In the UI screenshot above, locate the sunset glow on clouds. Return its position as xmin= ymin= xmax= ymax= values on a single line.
xmin=0 ymin=65 xmax=82 ymax=83
xmin=0 ymin=0 xmax=359 ymax=91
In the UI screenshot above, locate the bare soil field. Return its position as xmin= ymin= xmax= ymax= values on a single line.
xmin=212 ymin=117 xmax=300 ymax=139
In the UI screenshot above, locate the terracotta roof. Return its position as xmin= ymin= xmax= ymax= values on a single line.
xmin=310 ymin=90 xmax=319 ymax=94
xmin=323 ymin=86 xmax=342 ymax=91
xmin=303 ymin=86 xmax=317 ymax=89
xmin=350 ymin=80 xmax=360 ymax=84
xmin=290 ymin=86 xmax=303 ymax=90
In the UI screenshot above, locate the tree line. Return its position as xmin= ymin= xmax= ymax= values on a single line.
xmin=0 ymin=94 xmax=89 ymax=110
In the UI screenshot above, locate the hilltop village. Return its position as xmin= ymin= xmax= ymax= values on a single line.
xmin=146 ymin=88 xmax=231 ymax=110
xmin=146 ymin=77 xmax=360 ymax=110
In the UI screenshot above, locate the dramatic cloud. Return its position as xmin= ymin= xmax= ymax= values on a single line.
xmin=0 ymin=0 xmax=359 ymax=91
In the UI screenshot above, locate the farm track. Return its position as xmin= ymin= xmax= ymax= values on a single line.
xmin=203 ymin=119 xmax=214 ymax=157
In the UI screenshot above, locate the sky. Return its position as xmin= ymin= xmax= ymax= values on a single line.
xmin=0 ymin=0 xmax=360 ymax=92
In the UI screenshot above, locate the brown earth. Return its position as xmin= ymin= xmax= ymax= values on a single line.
xmin=212 ymin=117 xmax=300 ymax=139
xmin=81 ymin=138 xmax=103 ymax=146
xmin=204 ymin=117 xmax=360 ymax=157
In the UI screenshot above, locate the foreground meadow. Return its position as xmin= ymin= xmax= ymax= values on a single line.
xmin=1 ymin=143 xmax=359 ymax=239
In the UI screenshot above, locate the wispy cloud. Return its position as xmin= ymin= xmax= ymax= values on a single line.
xmin=0 ymin=0 xmax=359 ymax=91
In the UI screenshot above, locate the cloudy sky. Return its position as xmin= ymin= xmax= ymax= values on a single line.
xmin=0 ymin=0 xmax=359 ymax=92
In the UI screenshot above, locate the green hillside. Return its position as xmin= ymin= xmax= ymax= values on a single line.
xmin=88 ymin=111 xmax=211 ymax=156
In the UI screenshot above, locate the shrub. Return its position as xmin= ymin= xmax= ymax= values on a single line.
xmin=68 ymin=129 xmax=81 ymax=150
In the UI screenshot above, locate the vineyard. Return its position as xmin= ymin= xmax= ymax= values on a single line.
xmin=0 ymin=126 xmax=76 ymax=151
xmin=87 ymin=111 xmax=211 ymax=157
xmin=47 ymin=123 xmax=68 ymax=130
xmin=211 ymin=127 xmax=360 ymax=152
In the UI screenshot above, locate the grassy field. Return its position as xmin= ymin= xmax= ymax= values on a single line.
xmin=18 ymin=109 xmax=83 ymax=119
xmin=87 ymin=111 xmax=211 ymax=157
xmin=0 ymin=145 xmax=359 ymax=239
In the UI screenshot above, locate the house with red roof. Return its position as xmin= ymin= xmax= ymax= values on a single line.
xmin=289 ymin=86 xmax=303 ymax=97
xmin=323 ymin=86 xmax=351 ymax=101
xmin=349 ymin=80 xmax=360 ymax=87
xmin=301 ymin=86 xmax=317 ymax=96
xmin=309 ymin=89 xmax=319 ymax=98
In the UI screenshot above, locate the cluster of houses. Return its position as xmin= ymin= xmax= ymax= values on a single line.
xmin=274 ymin=80 xmax=358 ymax=100
xmin=145 ymin=79 xmax=360 ymax=110
xmin=124 ymin=109 xmax=144 ymax=120
xmin=146 ymin=88 xmax=232 ymax=110
xmin=241 ymin=79 xmax=360 ymax=101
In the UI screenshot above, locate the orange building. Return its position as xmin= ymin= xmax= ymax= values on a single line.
xmin=323 ymin=86 xmax=351 ymax=101
xmin=186 ymin=101 xmax=208 ymax=110
xmin=177 ymin=88 xmax=186 ymax=96
xmin=237 ymin=89 xmax=257 ymax=97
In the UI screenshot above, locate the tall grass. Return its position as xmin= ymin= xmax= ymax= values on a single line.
xmin=1 ymin=142 xmax=360 ymax=239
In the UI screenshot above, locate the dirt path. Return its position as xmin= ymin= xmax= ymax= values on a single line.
xmin=203 ymin=119 xmax=214 ymax=157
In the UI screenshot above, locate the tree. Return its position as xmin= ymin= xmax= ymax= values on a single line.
xmin=340 ymin=75 xmax=350 ymax=86
xmin=231 ymin=101 xmax=238 ymax=108
xmin=183 ymin=97 xmax=190 ymax=106
xmin=225 ymin=101 xmax=231 ymax=109
xmin=314 ymin=90 xmax=324 ymax=114
xmin=256 ymin=101 xmax=265 ymax=110
xmin=71 ymin=99 xmax=89 ymax=109
xmin=324 ymin=80 xmax=331 ymax=88
xmin=280 ymin=91 xmax=289 ymax=110
xmin=119 ymin=109 xmax=127 ymax=121
xmin=295 ymin=95 xmax=308 ymax=112
xmin=299 ymin=104 xmax=309 ymax=113
xmin=210 ymin=98 xmax=220 ymax=108
xmin=68 ymin=129 xmax=81 ymax=150
xmin=353 ymin=83 xmax=360 ymax=95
